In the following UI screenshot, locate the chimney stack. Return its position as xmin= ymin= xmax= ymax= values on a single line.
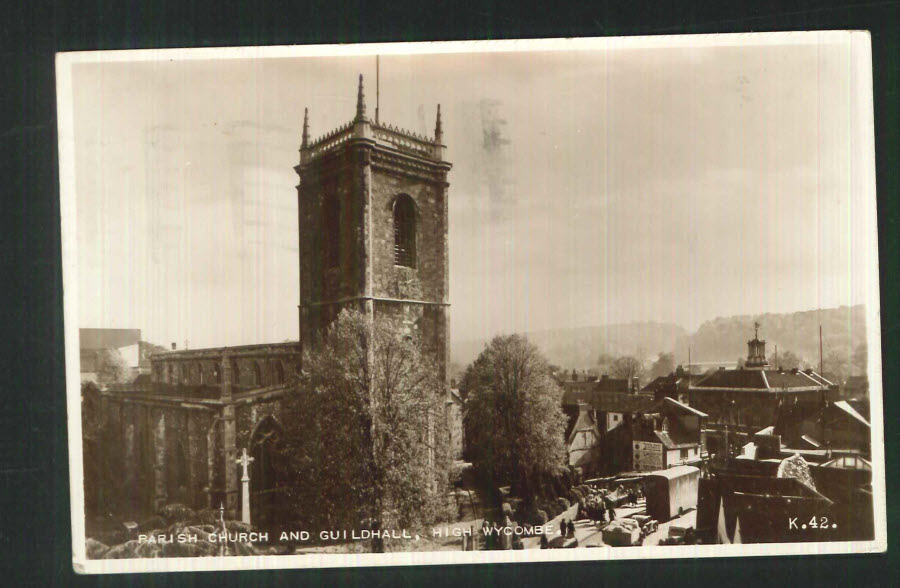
xmin=171 ymin=342 xmax=177 ymax=350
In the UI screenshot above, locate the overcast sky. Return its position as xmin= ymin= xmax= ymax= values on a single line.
xmin=67 ymin=35 xmax=874 ymax=349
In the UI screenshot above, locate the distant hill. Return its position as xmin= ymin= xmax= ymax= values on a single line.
xmin=452 ymin=322 xmax=688 ymax=368
xmin=451 ymin=305 xmax=867 ymax=373
xmin=676 ymin=305 xmax=866 ymax=367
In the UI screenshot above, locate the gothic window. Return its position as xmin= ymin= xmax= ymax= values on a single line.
xmin=232 ymin=361 xmax=241 ymax=385
xmin=272 ymin=360 xmax=284 ymax=385
xmin=167 ymin=442 xmax=189 ymax=502
xmin=253 ymin=362 xmax=262 ymax=387
xmin=167 ymin=364 xmax=173 ymax=384
xmin=393 ymin=194 xmax=416 ymax=268
xmin=213 ymin=363 xmax=221 ymax=384
xmin=324 ymin=193 xmax=340 ymax=268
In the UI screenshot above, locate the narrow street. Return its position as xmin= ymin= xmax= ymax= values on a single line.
xmin=523 ymin=500 xmax=698 ymax=549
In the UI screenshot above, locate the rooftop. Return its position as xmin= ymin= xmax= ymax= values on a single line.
xmin=692 ymin=367 xmax=830 ymax=392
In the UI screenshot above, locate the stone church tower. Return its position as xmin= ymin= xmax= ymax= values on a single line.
xmin=295 ymin=75 xmax=452 ymax=390
xmin=94 ymin=76 xmax=454 ymax=525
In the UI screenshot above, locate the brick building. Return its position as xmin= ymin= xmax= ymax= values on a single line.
xmin=92 ymin=75 xmax=454 ymax=524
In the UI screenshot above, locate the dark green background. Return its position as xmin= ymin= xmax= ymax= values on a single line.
xmin=2 ymin=1 xmax=897 ymax=585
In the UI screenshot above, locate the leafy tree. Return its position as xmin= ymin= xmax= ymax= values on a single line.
xmin=852 ymin=343 xmax=868 ymax=375
xmin=279 ymin=310 xmax=451 ymax=551
xmin=82 ymin=385 xmax=125 ymax=518
xmin=95 ymin=348 xmax=130 ymax=386
xmin=824 ymin=349 xmax=849 ymax=385
xmin=610 ymin=356 xmax=644 ymax=384
xmin=776 ymin=350 xmax=802 ymax=371
xmin=461 ymin=334 xmax=567 ymax=503
xmin=649 ymin=352 xmax=675 ymax=379
xmin=596 ymin=353 xmax=616 ymax=375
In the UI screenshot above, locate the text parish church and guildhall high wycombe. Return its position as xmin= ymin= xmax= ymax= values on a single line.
xmin=86 ymin=75 xmax=459 ymax=526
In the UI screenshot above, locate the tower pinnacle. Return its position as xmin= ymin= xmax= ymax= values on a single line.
xmin=301 ymin=107 xmax=310 ymax=149
xmin=355 ymin=74 xmax=367 ymax=121
xmin=434 ymin=104 xmax=443 ymax=144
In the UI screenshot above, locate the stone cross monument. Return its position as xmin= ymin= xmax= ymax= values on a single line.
xmin=236 ymin=447 xmax=254 ymax=525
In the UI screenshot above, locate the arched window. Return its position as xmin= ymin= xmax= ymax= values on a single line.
xmin=232 ymin=360 xmax=241 ymax=385
xmin=253 ymin=362 xmax=262 ymax=387
xmin=272 ymin=360 xmax=285 ymax=385
xmin=393 ymin=194 xmax=416 ymax=267
xmin=249 ymin=416 xmax=283 ymax=527
xmin=324 ymin=193 xmax=340 ymax=268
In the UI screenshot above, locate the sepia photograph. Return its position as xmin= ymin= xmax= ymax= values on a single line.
xmin=56 ymin=33 xmax=885 ymax=573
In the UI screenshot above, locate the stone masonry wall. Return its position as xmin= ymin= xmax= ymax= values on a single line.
xmin=370 ymin=168 xmax=447 ymax=303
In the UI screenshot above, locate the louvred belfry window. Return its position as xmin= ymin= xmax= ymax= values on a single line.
xmin=393 ymin=194 xmax=416 ymax=268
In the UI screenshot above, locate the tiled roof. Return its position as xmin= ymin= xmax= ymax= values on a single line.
xmin=641 ymin=374 xmax=688 ymax=393
xmin=573 ymin=391 xmax=655 ymax=414
xmin=692 ymin=368 xmax=827 ymax=391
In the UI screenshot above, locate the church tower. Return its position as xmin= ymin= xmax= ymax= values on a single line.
xmin=295 ymin=75 xmax=452 ymax=388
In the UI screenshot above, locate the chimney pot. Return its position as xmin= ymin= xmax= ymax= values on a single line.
xmin=171 ymin=342 xmax=176 ymax=350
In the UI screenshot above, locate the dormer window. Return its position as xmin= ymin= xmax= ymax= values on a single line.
xmin=393 ymin=194 xmax=416 ymax=268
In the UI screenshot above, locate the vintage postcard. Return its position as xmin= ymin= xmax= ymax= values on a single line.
xmin=57 ymin=32 xmax=885 ymax=573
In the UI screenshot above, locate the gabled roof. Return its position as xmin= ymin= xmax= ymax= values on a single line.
xmin=832 ymin=400 xmax=870 ymax=428
xmin=662 ymin=396 xmax=708 ymax=418
xmin=566 ymin=405 xmax=600 ymax=445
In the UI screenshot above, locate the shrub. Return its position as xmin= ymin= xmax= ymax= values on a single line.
xmin=515 ymin=501 xmax=537 ymax=523
xmin=532 ymin=510 xmax=548 ymax=527
xmin=542 ymin=501 xmax=561 ymax=519
xmin=568 ymin=488 xmax=583 ymax=504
